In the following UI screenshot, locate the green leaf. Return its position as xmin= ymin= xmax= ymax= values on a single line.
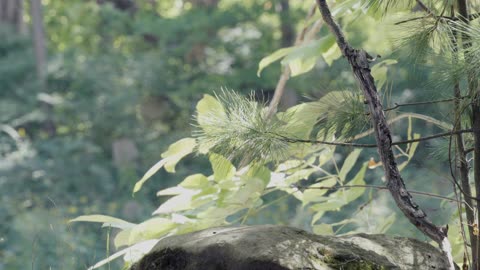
xmin=133 ymin=138 xmax=196 ymax=194
xmin=153 ymin=191 xmax=198 ymax=214
xmin=196 ymin=94 xmax=226 ymax=128
xmin=284 ymin=168 xmax=317 ymax=184
xmin=257 ymin=47 xmax=293 ymax=77
xmin=371 ymin=59 xmax=397 ymax=91
xmin=87 ymin=239 xmax=159 ymax=270
xmin=210 ymin=153 xmax=236 ymax=183
xmin=313 ymin=224 xmax=334 ymax=235
xmin=338 ymin=148 xmax=362 ymax=182
xmin=378 ymin=213 xmax=396 ymax=233
xmin=162 ymin=138 xmax=197 ymax=173
xmin=343 ymin=163 xmax=367 ymax=203
xmin=302 ymin=177 xmax=338 ymax=204
xmin=180 ymin=174 xmax=209 ymax=189
xmin=69 ymin=215 xmax=135 ymax=229
xmin=128 ymin=218 xmax=176 ymax=245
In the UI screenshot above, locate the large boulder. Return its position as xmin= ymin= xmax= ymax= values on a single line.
xmin=131 ymin=225 xmax=454 ymax=270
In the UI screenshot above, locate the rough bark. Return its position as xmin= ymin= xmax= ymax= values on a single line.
xmin=315 ymin=0 xmax=453 ymax=268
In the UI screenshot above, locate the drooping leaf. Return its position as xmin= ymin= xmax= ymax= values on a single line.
xmin=128 ymin=218 xmax=176 ymax=245
xmin=69 ymin=215 xmax=135 ymax=229
xmin=302 ymin=177 xmax=338 ymax=204
xmin=133 ymin=138 xmax=196 ymax=194
xmin=257 ymin=47 xmax=293 ymax=77
xmin=87 ymin=239 xmax=159 ymax=270
xmin=343 ymin=163 xmax=368 ymax=203
xmin=180 ymin=174 xmax=209 ymax=189
xmin=210 ymin=153 xmax=236 ymax=183
xmin=338 ymin=148 xmax=362 ymax=182
xmin=313 ymin=224 xmax=334 ymax=235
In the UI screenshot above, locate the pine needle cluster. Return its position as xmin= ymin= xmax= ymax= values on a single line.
xmin=194 ymin=90 xmax=290 ymax=164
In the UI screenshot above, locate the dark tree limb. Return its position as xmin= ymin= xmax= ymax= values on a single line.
xmin=315 ymin=0 xmax=454 ymax=268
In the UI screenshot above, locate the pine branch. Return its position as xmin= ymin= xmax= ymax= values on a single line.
xmin=316 ymin=1 xmax=452 ymax=265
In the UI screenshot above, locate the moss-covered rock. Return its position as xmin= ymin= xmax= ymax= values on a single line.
xmin=131 ymin=225 xmax=454 ymax=270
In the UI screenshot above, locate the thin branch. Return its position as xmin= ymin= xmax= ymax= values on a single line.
xmin=384 ymin=96 xmax=469 ymax=112
xmin=415 ymin=0 xmax=434 ymax=16
xmin=266 ymin=4 xmax=319 ymax=118
xmin=300 ymin=184 xmax=465 ymax=204
xmin=275 ymin=128 xmax=473 ymax=148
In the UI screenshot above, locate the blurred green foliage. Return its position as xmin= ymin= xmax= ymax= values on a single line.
xmin=1 ymin=0 xmax=463 ymax=269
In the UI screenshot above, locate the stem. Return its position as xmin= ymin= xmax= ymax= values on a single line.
xmin=457 ymin=0 xmax=480 ymax=268
xmin=449 ymin=12 xmax=474 ymax=267
xmin=316 ymin=0 xmax=453 ymax=268
xmin=276 ymin=128 xmax=473 ymax=148
xmin=266 ymin=4 xmax=319 ymax=118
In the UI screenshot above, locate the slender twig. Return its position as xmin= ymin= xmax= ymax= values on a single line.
xmin=266 ymin=3 xmax=319 ymax=118
xmin=300 ymin=184 xmax=465 ymax=204
xmin=384 ymin=96 xmax=469 ymax=112
xmin=416 ymin=0 xmax=434 ymax=16
xmin=275 ymin=128 xmax=473 ymax=148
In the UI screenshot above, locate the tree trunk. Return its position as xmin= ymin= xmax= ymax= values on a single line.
xmin=30 ymin=0 xmax=47 ymax=87
xmin=1 ymin=0 xmax=25 ymax=34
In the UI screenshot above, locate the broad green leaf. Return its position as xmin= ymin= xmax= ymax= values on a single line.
xmin=153 ymin=191 xmax=198 ymax=214
xmin=371 ymin=59 xmax=397 ymax=91
xmin=302 ymin=177 xmax=338 ymax=204
xmin=157 ymin=186 xmax=189 ymax=196
xmin=338 ymin=148 xmax=362 ymax=182
xmin=87 ymin=239 xmax=159 ymax=270
xmin=161 ymin=138 xmax=197 ymax=173
xmin=276 ymin=160 xmax=304 ymax=172
xmin=226 ymin=178 xmax=265 ymax=205
xmin=284 ymin=168 xmax=317 ymax=184
xmin=133 ymin=138 xmax=196 ymax=194
xmin=114 ymin=228 xmax=132 ymax=248
xmin=245 ymin=165 xmax=271 ymax=186
xmin=310 ymin=199 xmax=346 ymax=224
xmin=210 ymin=153 xmax=235 ymax=183
xmin=69 ymin=215 xmax=135 ymax=229
xmin=322 ymin=42 xmax=342 ymax=66
xmin=343 ymin=163 xmax=367 ymax=203
xmin=197 ymin=205 xmax=242 ymax=219
xmin=128 ymin=218 xmax=176 ymax=245
xmin=313 ymin=224 xmax=334 ymax=235
xmin=196 ymin=94 xmax=226 ymax=128
xmin=287 ymin=57 xmax=317 ymax=77
xmin=378 ymin=213 xmax=396 ymax=233
xmin=257 ymin=47 xmax=293 ymax=77
xmin=180 ymin=174 xmax=209 ymax=189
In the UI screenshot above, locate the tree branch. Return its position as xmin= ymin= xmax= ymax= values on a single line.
xmin=316 ymin=2 xmax=453 ymax=267
xmin=384 ymin=96 xmax=469 ymax=112
xmin=275 ymin=128 xmax=473 ymax=148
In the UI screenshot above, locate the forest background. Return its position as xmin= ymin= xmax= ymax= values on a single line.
xmin=0 ymin=0 xmax=462 ymax=269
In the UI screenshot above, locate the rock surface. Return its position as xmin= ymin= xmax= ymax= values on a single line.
xmin=131 ymin=225 xmax=454 ymax=270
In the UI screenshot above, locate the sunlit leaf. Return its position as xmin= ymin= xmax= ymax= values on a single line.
xmin=344 ymin=163 xmax=368 ymax=203
xmin=133 ymin=138 xmax=196 ymax=194
xmin=69 ymin=215 xmax=135 ymax=229
xmin=338 ymin=149 xmax=362 ymax=182
xmin=257 ymin=47 xmax=293 ymax=77
xmin=313 ymin=224 xmax=334 ymax=235
xmin=87 ymin=239 xmax=159 ymax=270
xmin=302 ymin=177 xmax=337 ymax=203
xmin=128 ymin=218 xmax=176 ymax=245
xmin=180 ymin=174 xmax=209 ymax=189
xmin=210 ymin=153 xmax=236 ymax=183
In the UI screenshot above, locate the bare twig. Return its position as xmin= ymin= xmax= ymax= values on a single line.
xmin=384 ymin=96 xmax=469 ymax=111
xmin=275 ymin=128 xmax=473 ymax=148
xmin=266 ymin=4 xmax=320 ymax=118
